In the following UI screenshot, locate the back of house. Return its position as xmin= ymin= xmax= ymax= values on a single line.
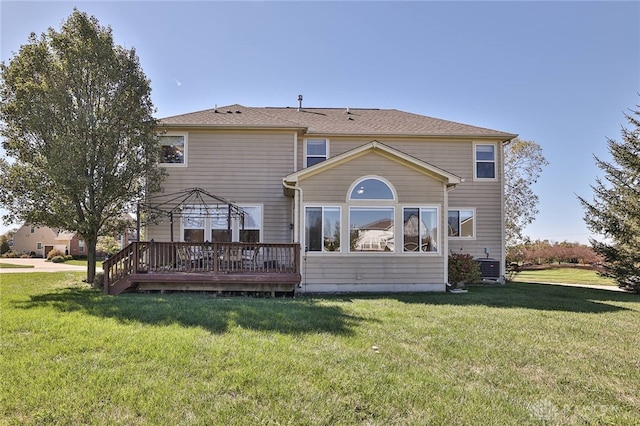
xmin=145 ymin=101 xmax=516 ymax=292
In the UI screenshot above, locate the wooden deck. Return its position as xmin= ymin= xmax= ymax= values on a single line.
xmin=103 ymin=241 xmax=301 ymax=295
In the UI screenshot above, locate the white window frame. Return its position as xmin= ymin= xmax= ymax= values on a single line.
xmin=159 ymin=132 xmax=188 ymax=167
xmin=237 ymin=205 xmax=263 ymax=243
xmin=474 ymin=143 xmax=497 ymax=180
xmin=448 ymin=208 xmax=476 ymax=239
xmin=349 ymin=206 xmax=396 ymax=253
xmin=78 ymin=240 xmax=85 ymax=253
xmin=304 ymin=138 xmax=329 ymax=168
xmin=36 ymin=242 xmax=43 ymax=250
xmin=402 ymin=206 xmax=440 ymax=254
xmin=304 ymin=206 xmax=342 ymax=253
xmin=348 ymin=176 xmax=396 ymax=202
xmin=179 ymin=204 xmax=263 ymax=243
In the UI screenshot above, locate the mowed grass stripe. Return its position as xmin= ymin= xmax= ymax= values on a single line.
xmin=1 ymin=272 xmax=638 ymax=425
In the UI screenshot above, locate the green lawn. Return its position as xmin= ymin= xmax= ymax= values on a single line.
xmin=64 ymin=259 xmax=89 ymax=267
xmin=0 ymin=262 xmax=34 ymax=269
xmin=2 ymin=273 xmax=639 ymax=425
xmin=513 ymin=267 xmax=616 ymax=286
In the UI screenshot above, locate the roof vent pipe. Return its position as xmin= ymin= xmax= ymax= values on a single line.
xmin=297 ymin=95 xmax=303 ymax=111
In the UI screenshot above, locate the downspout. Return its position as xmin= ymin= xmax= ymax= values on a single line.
xmin=283 ymin=179 xmax=304 ymax=290
xmin=282 ymin=180 xmax=303 ymax=244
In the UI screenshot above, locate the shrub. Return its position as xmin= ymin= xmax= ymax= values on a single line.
xmin=92 ymin=272 xmax=104 ymax=289
xmin=64 ymin=255 xmax=73 ymax=261
xmin=20 ymin=254 xmax=31 ymax=258
xmin=448 ymin=252 xmax=481 ymax=289
xmin=47 ymin=249 xmax=65 ymax=260
xmin=2 ymin=251 xmax=19 ymax=258
xmin=50 ymin=255 xmax=65 ymax=263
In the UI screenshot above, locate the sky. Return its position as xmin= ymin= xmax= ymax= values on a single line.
xmin=1 ymin=1 xmax=639 ymax=244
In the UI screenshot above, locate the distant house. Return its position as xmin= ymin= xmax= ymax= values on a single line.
xmin=11 ymin=220 xmax=136 ymax=258
xmin=11 ymin=225 xmax=86 ymax=258
xmin=116 ymin=101 xmax=516 ymax=294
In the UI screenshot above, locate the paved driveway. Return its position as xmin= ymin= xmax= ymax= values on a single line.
xmin=0 ymin=258 xmax=101 ymax=273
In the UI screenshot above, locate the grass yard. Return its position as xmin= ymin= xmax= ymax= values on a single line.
xmin=513 ymin=267 xmax=616 ymax=286
xmin=2 ymin=273 xmax=639 ymax=425
xmin=0 ymin=263 xmax=34 ymax=269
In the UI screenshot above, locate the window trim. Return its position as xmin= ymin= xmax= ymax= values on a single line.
xmin=474 ymin=143 xmax=497 ymax=180
xmin=159 ymin=132 xmax=188 ymax=167
xmin=304 ymin=138 xmax=329 ymax=168
xmin=304 ymin=205 xmax=342 ymax=253
xmin=348 ymin=206 xmax=396 ymax=253
xmin=347 ymin=176 xmax=396 ymax=202
xmin=402 ymin=206 xmax=440 ymax=254
xmin=179 ymin=204 xmax=263 ymax=243
xmin=448 ymin=208 xmax=476 ymax=239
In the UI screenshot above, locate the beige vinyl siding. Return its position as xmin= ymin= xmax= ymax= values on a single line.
xmin=298 ymin=151 xmax=447 ymax=288
xmin=301 ymin=151 xmax=446 ymax=203
xmin=296 ymin=136 xmax=505 ymax=276
xmin=147 ymin=130 xmax=296 ymax=243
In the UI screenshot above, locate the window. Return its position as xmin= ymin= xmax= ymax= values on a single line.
xmin=183 ymin=206 xmax=205 ymax=242
xmin=78 ymin=240 xmax=85 ymax=253
xmin=475 ymin=144 xmax=496 ymax=179
xmin=349 ymin=207 xmax=394 ymax=252
xmin=305 ymin=207 xmax=341 ymax=252
xmin=160 ymin=134 xmax=186 ymax=165
xmin=239 ymin=206 xmax=262 ymax=243
xmin=448 ymin=209 xmax=475 ymax=238
xmin=210 ymin=207 xmax=231 ymax=243
xmin=36 ymin=242 xmax=43 ymax=250
xmin=350 ymin=178 xmax=394 ymax=200
xmin=403 ymin=207 xmax=439 ymax=252
xmin=305 ymin=139 xmax=328 ymax=167
xmin=30 ymin=226 xmax=35 ymax=234
xmin=182 ymin=205 xmax=262 ymax=243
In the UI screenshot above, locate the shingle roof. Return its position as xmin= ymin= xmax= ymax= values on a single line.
xmin=159 ymin=104 xmax=516 ymax=139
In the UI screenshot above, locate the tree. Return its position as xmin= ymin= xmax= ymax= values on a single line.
xmin=578 ymin=103 xmax=640 ymax=293
xmin=96 ymin=235 xmax=121 ymax=257
xmin=504 ymin=139 xmax=549 ymax=246
xmin=0 ymin=10 xmax=165 ymax=283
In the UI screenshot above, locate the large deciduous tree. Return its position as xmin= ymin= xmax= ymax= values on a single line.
xmin=504 ymin=138 xmax=549 ymax=246
xmin=578 ymin=103 xmax=640 ymax=293
xmin=0 ymin=10 xmax=164 ymax=283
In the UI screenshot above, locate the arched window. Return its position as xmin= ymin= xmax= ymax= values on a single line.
xmin=349 ymin=178 xmax=394 ymax=200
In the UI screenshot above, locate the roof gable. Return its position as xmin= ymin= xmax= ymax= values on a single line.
xmin=284 ymin=141 xmax=462 ymax=188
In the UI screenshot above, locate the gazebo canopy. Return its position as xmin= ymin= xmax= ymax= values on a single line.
xmin=137 ymin=187 xmax=246 ymax=242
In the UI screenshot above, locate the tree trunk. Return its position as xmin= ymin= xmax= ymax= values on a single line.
xmin=86 ymin=237 xmax=98 ymax=284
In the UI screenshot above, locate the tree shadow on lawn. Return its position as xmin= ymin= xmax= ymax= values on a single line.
xmin=17 ymin=287 xmax=367 ymax=335
xmin=355 ymin=282 xmax=639 ymax=314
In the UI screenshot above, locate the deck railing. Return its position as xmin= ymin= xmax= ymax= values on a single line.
xmin=103 ymin=241 xmax=301 ymax=294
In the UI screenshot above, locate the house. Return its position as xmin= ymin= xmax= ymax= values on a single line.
xmin=114 ymin=100 xmax=515 ymax=294
xmin=11 ymin=221 xmax=136 ymax=259
xmin=11 ymin=224 xmax=87 ymax=258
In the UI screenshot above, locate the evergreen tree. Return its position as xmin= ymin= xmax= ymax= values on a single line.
xmin=0 ymin=10 xmax=165 ymax=283
xmin=578 ymin=102 xmax=640 ymax=293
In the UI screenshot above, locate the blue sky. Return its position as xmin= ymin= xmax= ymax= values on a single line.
xmin=1 ymin=1 xmax=639 ymax=243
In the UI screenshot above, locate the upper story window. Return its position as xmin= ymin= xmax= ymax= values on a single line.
xmin=160 ymin=134 xmax=187 ymax=165
xmin=349 ymin=178 xmax=394 ymax=200
xmin=305 ymin=139 xmax=328 ymax=167
xmin=30 ymin=226 xmax=35 ymax=233
xmin=475 ymin=144 xmax=496 ymax=179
